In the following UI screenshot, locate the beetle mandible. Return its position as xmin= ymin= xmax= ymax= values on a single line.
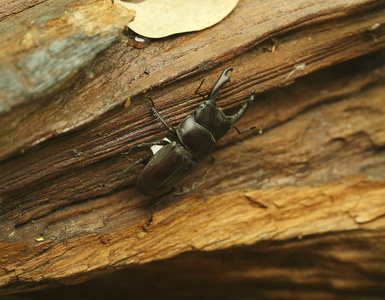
xmin=108 ymin=68 xmax=255 ymax=199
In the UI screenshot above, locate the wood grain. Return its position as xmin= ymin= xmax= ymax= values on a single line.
xmin=0 ymin=0 xmax=385 ymax=296
xmin=0 ymin=0 xmax=134 ymax=114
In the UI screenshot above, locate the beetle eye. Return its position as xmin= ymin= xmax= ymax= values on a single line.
xmin=199 ymin=100 xmax=210 ymax=108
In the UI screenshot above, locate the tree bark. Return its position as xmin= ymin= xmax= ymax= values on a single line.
xmin=1 ymin=0 xmax=385 ymax=297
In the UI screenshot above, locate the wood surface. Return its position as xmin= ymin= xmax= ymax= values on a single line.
xmin=0 ymin=0 xmax=134 ymax=114
xmin=1 ymin=0 xmax=385 ymax=298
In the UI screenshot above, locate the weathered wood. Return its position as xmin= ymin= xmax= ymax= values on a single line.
xmin=0 ymin=1 xmax=46 ymax=22
xmin=0 ymin=0 xmax=385 ymax=296
xmin=1 ymin=0 xmax=384 ymax=161
xmin=0 ymin=0 xmax=134 ymax=114
xmin=4 ymin=229 xmax=385 ymax=300
xmin=2 ymin=51 xmax=385 ymax=295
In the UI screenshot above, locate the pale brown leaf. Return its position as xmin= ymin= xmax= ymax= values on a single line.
xmin=117 ymin=0 xmax=239 ymax=38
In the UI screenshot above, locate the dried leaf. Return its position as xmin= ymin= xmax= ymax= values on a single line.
xmin=116 ymin=0 xmax=239 ymax=38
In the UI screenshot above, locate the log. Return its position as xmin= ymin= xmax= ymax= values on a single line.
xmin=1 ymin=0 xmax=385 ymax=297
xmin=0 ymin=0 xmax=134 ymax=114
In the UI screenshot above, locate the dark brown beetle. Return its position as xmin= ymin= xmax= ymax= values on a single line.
xmin=107 ymin=68 xmax=255 ymax=221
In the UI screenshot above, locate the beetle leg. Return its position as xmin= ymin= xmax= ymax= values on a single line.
xmin=103 ymin=157 xmax=150 ymax=187
xmin=146 ymin=187 xmax=177 ymax=226
xmin=147 ymin=96 xmax=177 ymax=136
xmin=146 ymin=202 xmax=155 ymax=226
xmin=232 ymin=125 xmax=256 ymax=135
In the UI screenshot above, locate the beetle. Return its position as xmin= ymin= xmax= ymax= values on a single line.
xmin=106 ymin=68 xmax=255 ymax=221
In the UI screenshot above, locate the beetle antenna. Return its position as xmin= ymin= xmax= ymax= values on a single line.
xmin=147 ymin=95 xmax=155 ymax=106
xmin=195 ymin=78 xmax=206 ymax=99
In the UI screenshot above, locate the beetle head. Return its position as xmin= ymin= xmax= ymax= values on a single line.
xmin=195 ymin=67 xmax=255 ymax=140
xmin=194 ymin=99 xmax=231 ymax=140
xmin=193 ymin=68 xmax=236 ymax=140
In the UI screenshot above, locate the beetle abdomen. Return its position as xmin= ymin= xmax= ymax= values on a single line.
xmin=136 ymin=141 xmax=198 ymax=197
